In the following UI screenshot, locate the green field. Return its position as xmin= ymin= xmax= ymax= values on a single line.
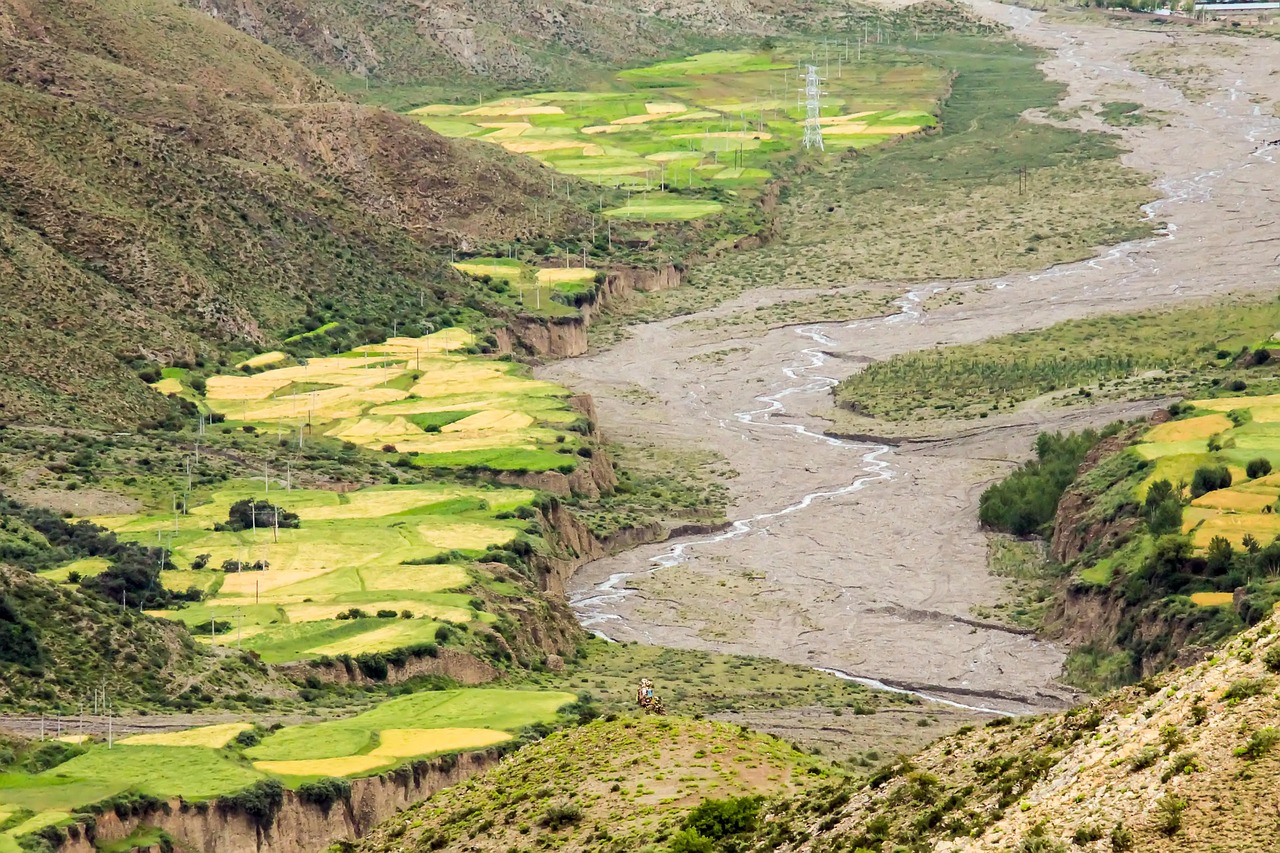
xmin=451 ymin=259 xmax=599 ymax=318
xmin=69 ymin=478 xmax=533 ymax=661
xmin=0 ymin=689 xmax=573 ymax=846
xmin=410 ymin=46 xmax=945 ymax=220
xmin=192 ymin=328 xmax=584 ymax=472
xmin=72 ymin=327 xmax=597 ymax=661
xmin=1138 ymin=395 xmax=1280 ymax=549
xmin=835 ymin=298 xmax=1280 ymax=422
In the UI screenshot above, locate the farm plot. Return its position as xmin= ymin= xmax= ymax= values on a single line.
xmin=199 ymin=328 xmax=585 ymax=473
xmin=87 ymin=480 xmax=533 ymax=662
xmin=0 ymin=690 xmax=574 ymax=838
xmin=408 ymin=46 xmax=945 ymax=220
xmin=1135 ymin=395 xmax=1280 ymax=549
xmin=451 ymin=259 xmax=599 ymax=318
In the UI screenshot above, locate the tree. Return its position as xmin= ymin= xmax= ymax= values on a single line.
xmin=1247 ymin=457 xmax=1273 ymax=479
xmin=1206 ymin=535 xmax=1234 ymax=576
xmin=222 ymin=500 xmax=300 ymax=532
xmin=1190 ymin=466 xmax=1231 ymax=498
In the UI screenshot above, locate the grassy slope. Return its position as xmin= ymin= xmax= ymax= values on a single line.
xmin=181 ymin=0 xmax=949 ymax=108
xmin=0 ymin=565 xmax=284 ymax=710
xmin=0 ymin=0 xmax=590 ymax=427
xmin=356 ymin=716 xmax=836 ymax=853
xmin=836 ymin=295 xmax=1280 ymax=422
xmin=768 ymin=611 xmax=1280 ymax=853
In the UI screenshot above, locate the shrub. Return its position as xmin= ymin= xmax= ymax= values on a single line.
xmin=1263 ymin=644 xmax=1280 ymax=673
xmin=668 ymin=829 xmax=715 ymax=853
xmin=217 ymin=780 xmax=284 ymax=831
xmin=1247 ymin=457 xmax=1273 ymax=479
xmin=1154 ymin=794 xmax=1186 ymax=835
xmin=1190 ymin=465 xmax=1231 ymax=498
xmin=1222 ymin=678 xmax=1270 ymax=703
xmin=539 ymin=803 xmax=583 ymax=830
xmin=684 ymin=796 xmax=763 ymax=841
xmin=1110 ymin=822 xmax=1134 ymax=851
xmin=1128 ymin=746 xmax=1160 ymax=772
xmin=1234 ymin=727 xmax=1278 ymax=760
xmin=1161 ymin=751 xmax=1200 ymax=782
xmin=374 ymin=610 xmax=397 ymax=619
xmin=296 ymin=778 xmax=351 ymax=816
xmin=979 ymin=430 xmax=1101 ymax=536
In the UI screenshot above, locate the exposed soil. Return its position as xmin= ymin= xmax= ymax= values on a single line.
xmin=543 ymin=2 xmax=1280 ymax=715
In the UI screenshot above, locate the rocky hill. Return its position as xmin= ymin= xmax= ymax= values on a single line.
xmin=0 ymin=0 xmax=589 ymax=427
xmin=356 ymin=715 xmax=836 ymax=853
xmin=756 ymin=610 xmax=1280 ymax=853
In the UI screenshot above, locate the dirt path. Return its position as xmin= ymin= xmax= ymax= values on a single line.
xmin=543 ymin=5 xmax=1280 ymax=714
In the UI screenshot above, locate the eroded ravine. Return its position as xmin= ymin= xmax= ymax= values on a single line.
xmin=544 ymin=4 xmax=1280 ymax=715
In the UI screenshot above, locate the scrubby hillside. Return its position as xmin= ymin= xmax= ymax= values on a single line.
xmin=759 ymin=611 xmax=1280 ymax=853
xmin=0 ymin=0 xmax=588 ymax=427
xmin=182 ymin=0 xmax=991 ymax=105
xmin=0 ymin=565 xmax=286 ymax=710
xmin=357 ymin=715 xmax=835 ymax=853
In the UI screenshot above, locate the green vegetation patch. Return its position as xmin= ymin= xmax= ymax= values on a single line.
xmin=837 ymin=298 xmax=1280 ymax=421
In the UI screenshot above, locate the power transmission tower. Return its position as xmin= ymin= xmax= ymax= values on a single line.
xmin=801 ymin=64 xmax=825 ymax=152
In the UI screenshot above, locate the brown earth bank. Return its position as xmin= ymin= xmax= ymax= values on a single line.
xmin=55 ymin=751 xmax=501 ymax=853
xmin=544 ymin=0 xmax=1280 ymax=714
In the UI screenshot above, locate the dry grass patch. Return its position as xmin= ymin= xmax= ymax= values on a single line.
xmin=1190 ymin=592 xmax=1235 ymax=606
xmin=254 ymin=756 xmax=389 ymax=777
xmin=1146 ymin=413 xmax=1235 ymax=442
xmin=119 ymin=723 xmax=252 ymax=749
xmin=371 ymin=728 xmax=510 ymax=757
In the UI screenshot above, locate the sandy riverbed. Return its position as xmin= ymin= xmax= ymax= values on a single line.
xmin=543 ymin=3 xmax=1280 ymax=714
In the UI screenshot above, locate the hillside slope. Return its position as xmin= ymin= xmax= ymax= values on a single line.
xmin=182 ymin=0 xmax=848 ymax=99
xmin=765 ymin=610 xmax=1280 ymax=853
xmin=0 ymin=565 xmax=286 ymax=710
xmin=0 ymin=0 xmax=586 ymax=427
xmin=357 ymin=715 xmax=835 ymax=853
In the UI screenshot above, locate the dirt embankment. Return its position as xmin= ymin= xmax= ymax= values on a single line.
xmin=274 ymin=647 xmax=499 ymax=688
xmin=498 ymin=265 xmax=686 ymax=358
xmin=1043 ymin=410 xmax=1215 ymax=675
xmin=57 ymin=751 xmax=501 ymax=853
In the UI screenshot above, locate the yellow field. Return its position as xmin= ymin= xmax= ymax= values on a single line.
xmin=416 ymin=521 xmax=513 ymax=551
xmin=303 ymin=621 xmax=448 ymax=656
xmin=1189 ymin=592 xmax=1235 ymax=607
xmin=645 ymin=102 xmax=688 ymax=115
xmin=360 ymin=564 xmax=470 ymax=592
xmin=370 ymin=728 xmax=510 ymax=758
xmin=535 ymin=268 xmax=596 ymax=285
xmin=354 ymin=329 xmax=472 ymax=355
xmin=1190 ymin=489 xmax=1277 ymax=512
xmin=237 ymin=351 xmax=287 ymax=369
xmin=218 ymin=569 xmax=322 ymax=596
xmin=294 ymin=489 xmax=471 ymax=521
xmin=452 ymin=262 xmax=521 ymax=281
xmin=611 ymin=112 xmax=671 ymax=125
xmin=581 ymin=125 xmax=626 ymax=135
xmin=502 ymin=139 xmax=588 ymax=154
xmin=119 ymin=723 xmax=251 ymax=748
xmin=1145 ymin=413 xmax=1234 ymax=443
xmin=54 ymin=735 xmax=90 ymax=744
xmin=1188 ymin=512 xmax=1280 ymax=548
xmin=282 ymin=600 xmax=470 ymax=623
xmin=672 ymin=131 xmax=774 ymax=141
xmin=153 ymin=377 xmax=182 ymax=395
xmin=253 ymin=756 xmax=390 ymax=777
xmin=443 ymin=410 xmax=534 ymax=433
xmin=1190 ymin=393 xmax=1280 ymax=411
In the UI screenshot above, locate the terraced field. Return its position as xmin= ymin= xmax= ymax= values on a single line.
xmin=411 ymin=47 xmax=946 ymax=220
xmin=0 ymin=689 xmax=572 ymax=848
xmin=76 ymin=479 xmax=531 ymax=661
xmin=1138 ymin=395 xmax=1280 ymax=550
xmin=194 ymin=329 xmax=586 ymax=472
xmin=48 ymin=329 xmax=591 ymax=661
xmin=451 ymin=259 xmax=599 ymax=318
